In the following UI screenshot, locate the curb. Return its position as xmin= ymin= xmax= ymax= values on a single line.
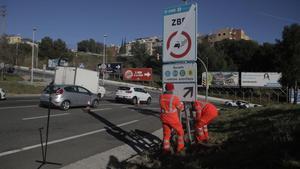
xmin=60 ymin=129 xmax=163 ymax=169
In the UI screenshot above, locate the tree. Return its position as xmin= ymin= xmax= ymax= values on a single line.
xmin=119 ymin=38 xmax=127 ymax=54
xmin=127 ymin=41 xmax=150 ymax=68
xmin=198 ymin=42 xmax=232 ymax=72
xmin=53 ymin=39 xmax=67 ymax=56
xmin=146 ymin=45 xmax=162 ymax=76
xmin=77 ymin=39 xmax=103 ymax=53
xmin=277 ymin=24 xmax=300 ymax=103
xmin=250 ymin=43 xmax=280 ymax=72
xmin=214 ymin=40 xmax=260 ymax=72
xmin=39 ymin=36 xmax=54 ymax=59
xmin=77 ymin=40 xmax=89 ymax=52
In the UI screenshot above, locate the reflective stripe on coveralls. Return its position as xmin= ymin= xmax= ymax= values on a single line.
xmin=163 ymin=140 xmax=170 ymax=150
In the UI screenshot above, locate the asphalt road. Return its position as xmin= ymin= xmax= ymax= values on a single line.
xmin=0 ymin=86 xmax=162 ymax=169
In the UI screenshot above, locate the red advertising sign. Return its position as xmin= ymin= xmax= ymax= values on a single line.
xmin=123 ymin=68 xmax=152 ymax=81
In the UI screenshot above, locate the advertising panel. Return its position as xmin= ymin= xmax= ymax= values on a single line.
xmin=48 ymin=59 xmax=68 ymax=70
xmin=289 ymin=89 xmax=300 ymax=104
xmin=241 ymin=72 xmax=281 ymax=88
xmin=123 ymin=68 xmax=152 ymax=81
xmin=202 ymin=72 xmax=239 ymax=87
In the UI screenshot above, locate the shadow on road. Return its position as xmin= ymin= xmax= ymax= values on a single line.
xmin=128 ymin=107 xmax=160 ymax=118
xmin=86 ymin=110 xmax=161 ymax=155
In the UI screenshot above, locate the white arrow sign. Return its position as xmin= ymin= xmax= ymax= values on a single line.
xmin=164 ymin=83 xmax=197 ymax=102
xmin=144 ymin=72 xmax=151 ymax=77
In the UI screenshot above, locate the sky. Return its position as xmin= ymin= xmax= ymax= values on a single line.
xmin=1 ymin=0 xmax=300 ymax=49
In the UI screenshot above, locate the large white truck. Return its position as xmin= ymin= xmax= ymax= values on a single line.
xmin=54 ymin=66 xmax=105 ymax=98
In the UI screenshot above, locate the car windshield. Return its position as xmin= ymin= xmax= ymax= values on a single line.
xmin=118 ymin=86 xmax=130 ymax=91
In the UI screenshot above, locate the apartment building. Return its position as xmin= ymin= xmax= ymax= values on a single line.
xmin=124 ymin=36 xmax=162 ymax=56
xmin=6 ymin=34 xmax=22 ymax=44
xmin=206 ymin=28 xmax=250 ymax=44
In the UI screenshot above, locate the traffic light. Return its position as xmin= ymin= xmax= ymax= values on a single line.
xmin=202 ymin=79 xmax=206 ymax=87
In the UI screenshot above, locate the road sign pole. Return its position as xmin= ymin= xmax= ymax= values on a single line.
xmin=197 ymin=57 xmax=208 ymax=102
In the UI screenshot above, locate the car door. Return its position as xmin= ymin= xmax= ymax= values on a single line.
xmin=63 ymin=86 xmax=79 ymax=106
xmin=77 ymin=86 xmax=92 ymax=106
xmin=135 ymin=88 xmax=147 ymax=101
xmin=133 ymin=88 xmax=143 ymax=101
xmin=140 ymin=88 xmax=150 ymax=101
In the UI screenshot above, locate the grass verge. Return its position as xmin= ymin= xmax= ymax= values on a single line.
xmin=122 ymin=104 xmax=300 ymax=169
xmin=0 ymin=74 xmax=45 ymax=94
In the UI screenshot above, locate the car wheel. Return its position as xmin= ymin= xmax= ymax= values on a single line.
xmin=92 ymin=99 xmax=99 ymax=108
xmin=60 ymin=100 xmax=70 ymax=111
xmin=132 ymin=97 xmax=137 ymax=105
xmin=146 ymin=97 xmax=151 ymax=104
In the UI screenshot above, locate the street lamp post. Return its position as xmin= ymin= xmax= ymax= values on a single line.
xmin=16 ymin=41 xmax=19 ymax=65
xmin=102 ymin=35 xmax=107 ymax=85
xmin=197 ymin=56 xmax=209 ymax=102
xmin=31 ymin=27 xmax=36 ymax=84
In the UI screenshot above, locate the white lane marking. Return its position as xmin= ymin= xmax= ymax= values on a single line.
xmin=0 ymin=105 xmax=37 ymax=110
xmin=91 ymin=108 xmax=112 ymax=111
xmin=22 ymin=113 xmax=70 ymax=121
xmin=0 ymin=119 xmax=139 ymax=157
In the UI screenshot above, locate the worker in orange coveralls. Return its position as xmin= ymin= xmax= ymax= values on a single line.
xmin=192 ymin=100 xmax=218 ymax=143
xmin=159 ymin=83 xmax=185 ymax=153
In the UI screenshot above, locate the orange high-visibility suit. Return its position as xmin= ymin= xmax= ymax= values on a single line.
xmin=159 ymin=93 xmax=184 ymax=153
xmin=193 ymin=100 xmax=218 ymax=142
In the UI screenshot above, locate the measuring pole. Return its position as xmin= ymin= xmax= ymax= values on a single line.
xmin=183 ymin=102 xmax=193 ymax=144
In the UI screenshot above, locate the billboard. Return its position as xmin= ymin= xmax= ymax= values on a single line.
xmin=48 ymin=58 xmax=68 ymax=70
xmin=202 ymin=72 xmax=239 ymax=87
xmin=241 ymin=72 xmax=281 ymax=88
xmin=289 ymin=89 xmax=300 ymax=104
xmin=105 ymin=63 xmax=122 ymax=73
xmin=123 ymin=68 xmax=152 ymax=81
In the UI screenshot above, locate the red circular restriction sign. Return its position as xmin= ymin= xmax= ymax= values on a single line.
xmin=166 ymin=31 xmax=192 ymax=58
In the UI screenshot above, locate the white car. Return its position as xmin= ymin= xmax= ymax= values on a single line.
xmin=115 ymin=86 xmax=151 ymax=105
xmin=225 ymin=100 xmax=250 ymax=109
xmin=0 ymin=88 xmax=6 ymax=100
xmin=98 ymin=85 xmax=106 ymax=98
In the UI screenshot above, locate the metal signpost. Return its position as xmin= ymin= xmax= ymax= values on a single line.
xmin=163 ymin=3 xmax=197 ymax=144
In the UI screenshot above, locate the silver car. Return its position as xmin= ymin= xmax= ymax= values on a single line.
xmin=40 ymin=85 xmax=99 ymax=110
